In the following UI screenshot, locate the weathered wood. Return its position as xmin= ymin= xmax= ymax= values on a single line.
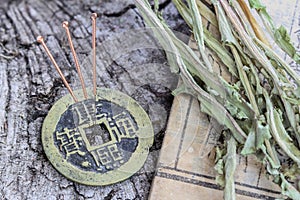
xmin=0 ymin=0 xmax=188 ymax=199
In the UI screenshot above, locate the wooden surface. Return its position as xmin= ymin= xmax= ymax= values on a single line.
xmin=0 ymin=0 xmax=189 ymax=199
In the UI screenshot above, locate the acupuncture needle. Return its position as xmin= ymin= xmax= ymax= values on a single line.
xmin=91 ymin=13 xmax=98 ymax=97
xmin=91 ymin=13 xmax=98 ymax=132
xmin=37 ymin=36 xmax=78 ymax=102
xmin=63 ymin=21 xmax=88 ymax=99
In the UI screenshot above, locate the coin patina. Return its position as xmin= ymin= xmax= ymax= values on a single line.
xmin=42 ymin=88 xmax=154 ymax=186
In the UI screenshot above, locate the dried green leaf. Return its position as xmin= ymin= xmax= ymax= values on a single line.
xmin=248 ymin=0 xmax=300 ymax=64
xmin=280 ymin=174 xmax=300 ymax=199
xmin=256 ymin=117 xmax=271 ymax=150
xmin=241 ymin=129 xmax=255 ymax=155
xmin=204 ymin=29 xmax=238 ymax=77
xmin=173 ymin=0 xmax=239 ymax=77
xmin=265 ymin=91 xmax=300 ymax=166
xmin=224 ymin=136 xmax=237 ymax=200
xmin=215 ymin=159 xmax=225 ymax=187
xmin=275 ymin=26 xmax=300 ymax=63
xmin=215 ymin=146 xmax=226 ymax=187
xmin=255 ymin=38 xmax=300 ymax=87
xmin=248 ymin=0 xmax=266 ymax=12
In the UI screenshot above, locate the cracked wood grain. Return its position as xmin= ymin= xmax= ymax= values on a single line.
xmin=0 ymin=0 xmax=188 ymax=199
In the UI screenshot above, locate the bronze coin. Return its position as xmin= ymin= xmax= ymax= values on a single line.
xmin=42 ymin=88 xmax=154 ymax=185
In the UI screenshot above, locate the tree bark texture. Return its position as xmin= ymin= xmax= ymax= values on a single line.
xmin=0 ymin=0 xmax=188 ymax=199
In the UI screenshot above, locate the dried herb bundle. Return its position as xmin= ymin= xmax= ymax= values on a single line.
xmin=135 ymin=0 xmax=300 ymax=199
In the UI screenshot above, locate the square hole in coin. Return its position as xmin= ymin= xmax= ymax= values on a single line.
xmin=84 ymin=123 xmax=112 ymax=146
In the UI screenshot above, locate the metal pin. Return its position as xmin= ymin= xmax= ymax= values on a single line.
xmin=62 ymin=21 xmax=88 ymax=99
xmin=37 ymin=36 xmax=78 ymax=102
xmin=91 ymin=13 xmax=98 ymax=96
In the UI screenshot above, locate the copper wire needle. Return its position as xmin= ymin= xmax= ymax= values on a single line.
xmin=62 ymin=21 xmax=88 ymax=99
xmin=37 ymin=36 xmax=78 ymax=102
xmin=91 ymin=13 xmax=98 ymax=96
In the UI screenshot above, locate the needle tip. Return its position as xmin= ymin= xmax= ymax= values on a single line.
xmin=37 ymin=36 xmax=44 ymax=43
xmin=62 ymin=21 xmax=69 ymax=28
xmin=91 ymin=13 xmax=98 ymax=19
